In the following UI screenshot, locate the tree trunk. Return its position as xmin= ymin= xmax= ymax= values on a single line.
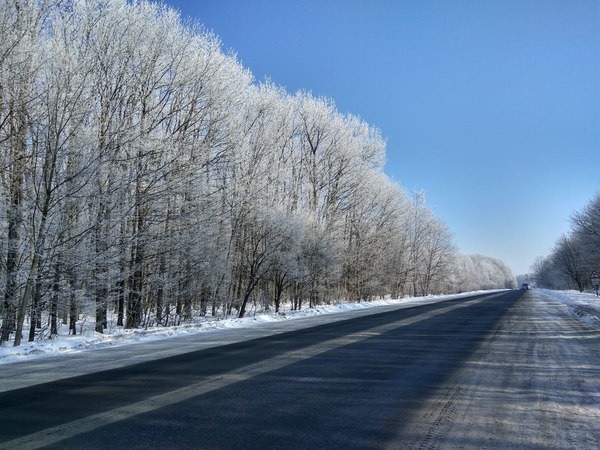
xmin=117 ymin=278 xmax=125 ymax=327
xmin=15 ymin=210 xmax=51 ymax=346
xmin=126 ymin=207 xmax=145 ymax=329
xmin=28 ymin=279 xmax=43 ymax=342
xmin=1 ymin=109 xmax=25 ymax=344
xmin=68 ymin=270 xmax=78 ymax=335
xmin=116 ymin=219 xmax=127 ymax=327
xmin=94 ymin=200 xmax=107 ymax=333
xmin=156 ymin=254 xmax=166 ymax=325
xmin=238 ymin=288 xmax=252 ymax=318
xmin=50 ymin=263 xmax=60 ymax=336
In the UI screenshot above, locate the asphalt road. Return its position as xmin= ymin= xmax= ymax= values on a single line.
xmin=4 ymin=289 xmax=594 ymax=449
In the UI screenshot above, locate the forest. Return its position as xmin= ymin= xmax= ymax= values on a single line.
xmin=0 ymin=0 xmax=515 ymax=347
xmin=532 ymin=193 xmax=600 ymax=292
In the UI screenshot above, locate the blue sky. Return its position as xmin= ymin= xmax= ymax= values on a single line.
xmin=162 ymin=0 xmax=600 ymax=275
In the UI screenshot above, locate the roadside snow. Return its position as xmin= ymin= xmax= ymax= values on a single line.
xmin=3 ymin=288 xmax=597 ymax=367
xmin=539 ymin=288 xmax=600 ymax=330
xmin=0 ymin=291 xmax=492 ymax=365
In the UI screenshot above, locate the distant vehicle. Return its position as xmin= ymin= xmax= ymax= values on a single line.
xmin=520 ymin=283 xmax=530 ymax=290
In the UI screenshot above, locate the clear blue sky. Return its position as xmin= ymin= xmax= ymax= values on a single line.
xmin=162 ymin=0 xmax=600 ymax=275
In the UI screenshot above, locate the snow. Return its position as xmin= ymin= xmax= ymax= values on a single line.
xmin=3 ymin=288 xmax=599 ymax=446
xmin=401 ymin=288 xmax=600 ymax=448
xmin=2 ymin=287 xmax=598 ymax=368
xmin=539 ymin=288 xmax=600 ymax=330
xmin=0 ymin=291 xmax=492 ymax=365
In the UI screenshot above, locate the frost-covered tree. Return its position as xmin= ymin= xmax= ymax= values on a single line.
xmin=0 ymin=0 xmax=514 ymax=347
xmin=450 ymin=254 xmax=516 ymax=292
xmin=571 ymin=193 xmax=600 ymax=276
xmin=0 ymin=0 xmax=62 ymax=345
xmin=533 ymin=193 xmax=600 ymax=291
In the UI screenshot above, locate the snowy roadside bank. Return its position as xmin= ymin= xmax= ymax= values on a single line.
xmin=4 ymin=288 xmax=596 ymax=394
xmin=0 ymin=291 xmax=497 ymax=366
xmin=538 ymin=288 xmax=600 ymax=331
xmin=3 ymin=288 xmax=596 ymax=367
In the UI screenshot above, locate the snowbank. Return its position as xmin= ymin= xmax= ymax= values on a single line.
xmin=539 ymin=288 xmax=600 ymax=330
xmin=0 ymin=291 xmax=492 ymax=364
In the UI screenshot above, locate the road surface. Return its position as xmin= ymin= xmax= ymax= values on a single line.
xmin=1 ymin=289 xmax=599 ymax=449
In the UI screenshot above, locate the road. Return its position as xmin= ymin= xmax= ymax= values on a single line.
xmin=1 ymin=289 xmax=599 ymax=449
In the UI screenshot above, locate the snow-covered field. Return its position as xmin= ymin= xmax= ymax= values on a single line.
xmin=0 ymin=291 xmax=490 ymax=365
xmin=1 ymin=288 xmax=598 ymax=367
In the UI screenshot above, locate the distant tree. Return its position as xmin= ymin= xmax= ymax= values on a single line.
xmin=235 ymin=209 xmax=302 ymax=318
xmin=531 ymin=255 xmax=564 ymax=290
xmin=451 ymin=254 xmax=516 ymax=292
xmin=533 ymin=192 xmax=600 ymax=291
xmin=571 ymin=193 xmax=600 ymax=274
xmin=552 ymin=235 xmax=586 ymax=292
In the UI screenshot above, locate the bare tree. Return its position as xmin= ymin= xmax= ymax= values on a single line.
xmin=1 ymin=0 xmax=514 ymax=347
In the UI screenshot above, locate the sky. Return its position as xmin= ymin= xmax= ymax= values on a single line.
xmin=161 ymin=0 xmax=600 ymax=275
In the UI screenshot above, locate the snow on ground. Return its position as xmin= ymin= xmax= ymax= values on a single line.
xmin=539 ymin=288 xmax=600 ymax=330
xmin=0 ymin=291 xmax=491 ymax=365
xmin=3 ymin=288 xmax=597 ymax=367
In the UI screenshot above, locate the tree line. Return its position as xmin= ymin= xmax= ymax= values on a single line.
xmin=0 ymin=0 xmax=514 ymax=346
xmin=532 ymin=193 xmax=600 ymax=291
xmin=450 ymin=254 xmax=515 ymax=293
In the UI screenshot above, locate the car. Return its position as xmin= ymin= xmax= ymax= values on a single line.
xmin=520 ymin=283 xmax=530 ymax=290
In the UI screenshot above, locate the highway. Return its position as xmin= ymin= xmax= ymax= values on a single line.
xmin=2 ymin=289 xmax=599 ymax=449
